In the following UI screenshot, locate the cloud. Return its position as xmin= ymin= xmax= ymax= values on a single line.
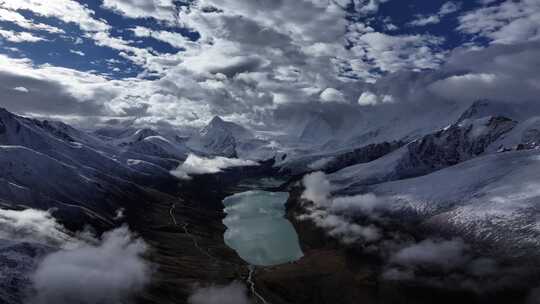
xmin=301 ymin=171 xmax=332 ymax=207
xmin=389 ymin=238 xmax=469 ymax=271
xmin=170 ymin=153 xmax=258 ymax=180
xmin=300 ymin=172 xmax=384 ymax=244
xmin=0 ymin=8 xmax=64 ymax=34
xmin=408 ymin=1 xmax=461 ymax=27
xmin=13 ymin=86 xmax=29 ymax=93
xmin=348 ymin=31 xmax=446 ymax=75
xmin=0 ymin=208 xmax=80 ymax=248
xmin=102 ymin=0 xmax=179 ymax=23
xmin=0 ymin=29 xmax=46 ymax=43
xmin=30 ymin=226 xmax=151 ymax=304
xmin=320 ymin=88 xmax=347 ymax=104
xmin=358 ymin=91 xmax=395 ymax=106
xmin=299 ymin=211 xmax=382 ymax=244
xmin=188 ymin=282 xmax=251 ymax=304
xmin=331 ymin=193 xmax=391 ymax=214
xmin=69 ymin=49 xmax=85 ymax=56
xmin=131 ymin=26 xmax=196 ymax=49
xmin=1 ymin=0 xmax=110 ymax=32
xmin=458 ymin=0 xmax=540 ymax=45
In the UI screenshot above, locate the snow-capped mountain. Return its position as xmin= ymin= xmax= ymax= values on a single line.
xmin=290 ymin=100 xmax=540 ymax=261
xmin=100 ymin=128 xmax=189 ymax=161
xmin=367 ymin=149 xmax=540 ymax=260
xmin=299 ymin=115 xmax=335 ymax=143
xmin=0 ymin=108 xmax=181 ymax=226
xmin=187 ymin=116 xmax=253 ymax=158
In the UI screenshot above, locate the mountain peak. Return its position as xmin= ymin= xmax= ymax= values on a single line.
xmin=209 ymin=116 xmax=226 ymax=126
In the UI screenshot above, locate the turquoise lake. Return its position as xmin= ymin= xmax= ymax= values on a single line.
xmin=222 ymin=191 xmax=304 ymax=266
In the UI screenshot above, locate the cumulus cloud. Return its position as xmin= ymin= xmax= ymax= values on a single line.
xmin=30 ymin=226 xmax=151 ymax=304
xmin=0 ymin=0 xmax=537 ymax=136
xmin=320 ymin=88 xmax=347 ymax=104
xmin=358 ymin=91 xmax=395 ymax=106
xmin=188 ymin=282 xmax=251 ymax=304
xmin=170 ymin=153 xmax=258 ymax=180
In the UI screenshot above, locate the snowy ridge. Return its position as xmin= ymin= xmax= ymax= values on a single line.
xmin=0 ymin=108 xmax=180 ymax=223
xmin=188 ymin=116 xmax=255 ymax=158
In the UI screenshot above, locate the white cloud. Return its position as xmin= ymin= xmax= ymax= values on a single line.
xmin=170 ymin=153 xmax=258 ymax=180
xmin=348 ymin=31 xmax=446 ymax=74
xmin=30 ymin=226 xmax=151 ymax=304
xmin=458 ymin=0 xmax=540 ymax=44
xmin=358 ymin=91 xmax=395 ymax=106
xmin=69 ymin=49 xmax=85 ymax=56
xmin=301 ymin=171 xmax=333 ymax=207
xmin=358 ymin=91 xmax=379 ymax=106
xmin=0 ymin=208 xmax=79 ymax=248
xmin=13 ymin=86 xmax=29 ymax=93
xmin=0 ymin=8 xmax=64 ymax=34
xmin=130 ymin=26 xmax=197 ymax=50
xmin=320 ymin=88 xmax=347 ymax=104
xmin=188 ymin=282 xmax=250 ymax=304
xmin=409 ymin=1 xmax=461 ymax=27
xmin=409 ymin=15 xmax=441 ymax=27
xmin=390 ymin=238 xmax=469 ymax=271
xmin=298 ymin=211 xmax=382 ymax=244
xmin=439 ymin=2 xmax=461 ymax=15
xmin=300 ymin=172 xmax=385 ymax=244
xmin=1 ymin=0 xmax=110 ymax=32
xmin=427 ymin=73 xmax=521 ymax=102
xmin=0 ymin=29 xmax=45 ymax=43
xmin=102 ymin=0 xmax=179 ymax=23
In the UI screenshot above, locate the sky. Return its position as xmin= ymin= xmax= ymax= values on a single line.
xmin=0 ymin=0 xmax=538 ymax=131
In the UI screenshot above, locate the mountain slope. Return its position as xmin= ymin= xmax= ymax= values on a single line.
xmin=187 ymin=116 xmax=253 ymax=158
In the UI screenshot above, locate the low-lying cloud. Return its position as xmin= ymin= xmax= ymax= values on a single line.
xmin=0 ymin=208 xmax=151 ymax=304
xmin=30 ymin=225 xmax=151 ymax=304
xmin=188 ymin=281 xmax=251 ymax=304
xmin=298 ymin=172 xmax=518 ymax=292
xmin=170 ymin=153 xmax=259 ymax=180
xmin=299 ymin=172 xmax=385 ymax=244
xmin=0 ymin=208 xmax=80 ymax=248
xmin=389 ymin=238 xmax=469 ymax=271
xmin=301 ymin=171 xmax=332 ymax=207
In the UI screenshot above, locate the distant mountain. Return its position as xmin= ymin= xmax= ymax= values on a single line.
xmin=99 ymin=128 xmax=189 ymax=161
xmin=299 ymin=115 xmax=334 ymax=143
xmin=188 ymin=116 xmax=253 ymax=158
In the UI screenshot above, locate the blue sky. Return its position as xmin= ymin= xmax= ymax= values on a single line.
xmin=0 ymin=0 xmax=538 ymax=129
xmin=0 ymin=0 xmax=491 ymax=78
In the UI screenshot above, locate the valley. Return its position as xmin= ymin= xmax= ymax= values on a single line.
xmin=2 ymin=99 xmax=540 ymax=304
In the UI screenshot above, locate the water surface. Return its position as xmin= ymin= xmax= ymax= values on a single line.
xmin=222 ymin=191 xmax=303 ymax=266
